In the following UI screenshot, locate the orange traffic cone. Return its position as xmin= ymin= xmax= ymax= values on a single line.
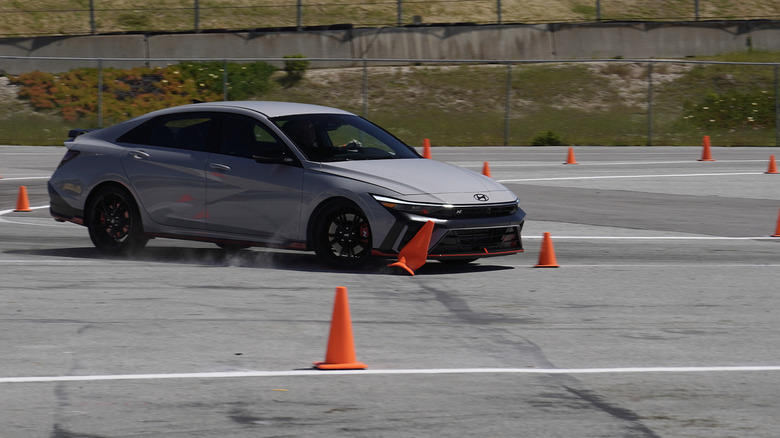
xmin=13 ymin=186 xmax=32 ymax=212
xmin=766 ymin=155 xmax=778 ymax=174
xmin=422 ymin=138 xmax=432 ymax=159
xmin=482 ymin=161 xmax=492 ymax=177
xmin=698 ymin=135 xmax=715 ymax=161
xmin=564 ymin=146 xmax=578 ymax=164
xmin=388 ymin=220 xmax=434 ymax=275
xmin=314 ymin=287 xmax=367 ymax=370
xmin=773 ymin=208 xmax=780 ymax=237
xmin=534 ymin=232 xmax=559 ymax=268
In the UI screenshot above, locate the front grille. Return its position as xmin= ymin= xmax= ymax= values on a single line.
xmin=430 ymin=226 xmax=521 ymax=255
xmin=428 ymin=203 xmax=518 ymax=219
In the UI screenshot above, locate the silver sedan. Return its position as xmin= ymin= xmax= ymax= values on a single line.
xmin=48 ymin=101 xmax=525 ymax=267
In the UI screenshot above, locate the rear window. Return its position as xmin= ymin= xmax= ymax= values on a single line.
xmin=117 ymin=113 xmax=215 ymax=151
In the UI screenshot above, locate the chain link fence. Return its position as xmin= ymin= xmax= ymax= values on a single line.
xmin=1 ymin=1 xmax=779 ymax=37
xmin=1 ymin=56 xmax=779 ymax=147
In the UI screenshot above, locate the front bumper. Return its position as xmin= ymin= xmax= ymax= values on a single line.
xmin=374 ymin=208 xmax=525 ymax=260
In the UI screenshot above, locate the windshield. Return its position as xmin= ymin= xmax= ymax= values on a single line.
xmin=272 ymin=114 xmax=420 ymax=162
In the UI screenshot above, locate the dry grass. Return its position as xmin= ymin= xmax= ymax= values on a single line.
xmin=1 ymin=0 xmax=778 ymax=36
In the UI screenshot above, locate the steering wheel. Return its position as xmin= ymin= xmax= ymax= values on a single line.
xmin=342 ymin=139 xmax=362 ymax=152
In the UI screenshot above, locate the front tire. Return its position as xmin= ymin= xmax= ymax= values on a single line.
xmin=86 ymin=185 xmax=148 ymax=254
xmin=312 ymin=200 xmax=372 ymax=267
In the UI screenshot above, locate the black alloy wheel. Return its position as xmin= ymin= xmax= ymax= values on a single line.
xmin=86 ymin=185 xmax=148 ymax=254
xmin=312 ymin=200 xmax=372 ymax=267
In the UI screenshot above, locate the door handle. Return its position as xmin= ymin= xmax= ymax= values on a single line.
xmin=209 ymin=163 xmax=231 ymax=172
xmin=129 ymin=150 xmax=150 ymax=160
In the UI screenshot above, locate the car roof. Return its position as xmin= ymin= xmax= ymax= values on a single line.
xmin=173 ymin=101 xmax=356 ymax=118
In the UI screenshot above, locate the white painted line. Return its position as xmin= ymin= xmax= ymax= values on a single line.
xmin=0 ymin=260 xmax=100 ymax=264
xmin=0 ymin=176 xmax=51 ymax=181
xmin=3 ymin=366 xmax=780 ymax=384
xmin=3 ymin=208 xmax=776 ymax=240
xmin=523 ymin=235 xmax=778 ymax=240
xmin=0 ymin=150 xmax=61 ymax=154
xmin=541 ymin=264 xmax=780 ymax=268
xmin=0 ymin=205 xmax=49 ymax=214
xmin=0 ymin=206 xmax=51 ymax=224
xmin=499 ymin=172 xmax=763 ymax=182
xmin=452 ymin=160 xmax=769 ymax=168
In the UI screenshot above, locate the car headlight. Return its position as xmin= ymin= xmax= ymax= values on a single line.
xmin=372 ymin=194 xmax=453 ymax=217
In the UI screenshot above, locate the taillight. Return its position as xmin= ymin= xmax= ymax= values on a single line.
xmin=57 ymin=149 xmax=81 ymax=169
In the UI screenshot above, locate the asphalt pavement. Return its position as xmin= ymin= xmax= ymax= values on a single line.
xmin=1 ymin=144 xmax=779 ymax=437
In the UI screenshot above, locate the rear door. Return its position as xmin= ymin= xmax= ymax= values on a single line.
xmin=118 ymin=112 xmax=215 ymax=230
xmin=205 ymin=112 xmax=305 ymax=243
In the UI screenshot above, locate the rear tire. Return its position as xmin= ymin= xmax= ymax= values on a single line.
xmin=312 ymin=200 xmax=372 ymax=267
xmin=86 ymin=185 xmax=148 ymax=254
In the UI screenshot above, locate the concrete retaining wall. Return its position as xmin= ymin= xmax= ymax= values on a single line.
xmin=1 ymin=20 xmax=778 ymax=74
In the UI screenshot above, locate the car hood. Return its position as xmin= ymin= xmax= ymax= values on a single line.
xmin=318 ymin=158 xmax=518 ymax=204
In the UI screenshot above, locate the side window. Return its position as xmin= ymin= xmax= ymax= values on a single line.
xmin=117 ymin=113 xmax=215 ymax=152
xmin=219 ymin=113 xmax=284 ymax=158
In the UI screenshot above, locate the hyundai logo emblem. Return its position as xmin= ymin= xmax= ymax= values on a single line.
xmin=474 ymin=193 xmax=489 ymax=202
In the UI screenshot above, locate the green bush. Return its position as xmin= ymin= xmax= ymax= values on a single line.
xmin=283 ymin=54 xmax=310 ymax=79
xmin=280 ymin=54 xmax=310 ymax=87
xmin=532 ymin=131 xmax=567 ymax=146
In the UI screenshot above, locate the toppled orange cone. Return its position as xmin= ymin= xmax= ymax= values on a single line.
xmin=314 ymin=287 xmax=367 ymax=370
xmin=534 ymin=232 xmax=559 ymax=268
xmin=564 ymin=146 xmax=578 ymax=164
xmin=698 ymin=135 xmax=715 ymax=161
xmin=14 ymin=186 xmax=32 ymax=212
xmin=482 ymin=161 xmax=492 ymax=177
xmin=388 ymin=220 xmax=434 ymax=275
xmin=422 ymin=138 xmax=432 ymax=159
xmin=766 ymin=155 xmax=778 ymax=174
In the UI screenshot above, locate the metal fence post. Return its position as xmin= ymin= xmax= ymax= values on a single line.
xmin=97 ymin=59 xmax=103 ymax=128
xmin=195 ymin=0 xmax=200 ymax=32
xmin=646 ymin=61 xmax=653 ymax=146
xmin=497 ymin=0 xmax=502 ymax=25
xmin=297 ymin=0 xmax=303 ymax=30
xmin=775 ymin=64 xmax=779 ymax=146
xmin=397 ymin=0 xmax=403 ymax=27
xmin=362 ymin=59 xmax=369 ymax=117
xmin=89 ymin=0 xmax=96 ymax=34
xmin=222 ymin=60 xmax=228 ymax=101
xmin=596 ymin=0 xmax=601 ymax=22
xmin=504 ymin=63 xmax=512 ymax=146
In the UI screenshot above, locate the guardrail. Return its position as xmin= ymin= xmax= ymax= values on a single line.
xmin=1 ymin=56 xmax=778 ymax=147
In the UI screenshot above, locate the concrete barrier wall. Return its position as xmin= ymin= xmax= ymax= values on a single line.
xmin=1 ymin=21 xmax=778 ymax=74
